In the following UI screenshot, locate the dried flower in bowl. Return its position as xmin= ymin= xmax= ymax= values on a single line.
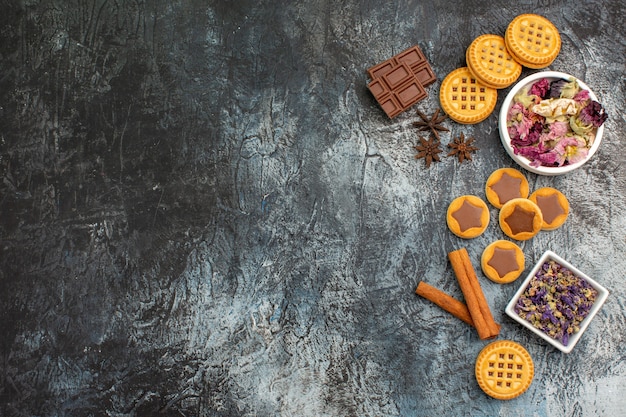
xmin=499 ymin=71 xmax=607 ymax=175
xmin=514 ymin=259 xmax=597 ymax=346
xmin=505 ymin=251 xmax=609 ymax=353
xmin=505 ymin=76 xmax=607 ymax=168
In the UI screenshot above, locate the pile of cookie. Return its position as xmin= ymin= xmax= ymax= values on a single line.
xmin=447 ymin=167 xmax=570 ymax=283
xmin=440 ymin=14 xmax=561 ymax=124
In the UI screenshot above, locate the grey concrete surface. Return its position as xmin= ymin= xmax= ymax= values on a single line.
xmin=0 ymin=1 xmax=625 ymax=416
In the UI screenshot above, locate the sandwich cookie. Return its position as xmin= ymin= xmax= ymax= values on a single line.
xmin=439 ymin=67 xmax=498 ymax=124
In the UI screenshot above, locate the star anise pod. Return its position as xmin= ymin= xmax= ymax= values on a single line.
xmin=447 ymin=133 xmax=479 ymax=163
xmin=414 ymin=136 xmax=443 ymax=168
xmin=413 ymin=109 xmax=450 ymax=140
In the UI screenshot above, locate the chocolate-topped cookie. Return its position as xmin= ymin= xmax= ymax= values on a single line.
xmin=481 ymin=240 xmax=525 ymax=283
xmin=485 ymin=168 xmax=529 ymax=209
xmin=529 ymin=187 xmax=569 ymax=230
xmin=499 ymin=198 xmax=543 ymax=240
xmin=447 ymin=195 xmax=490 ymax=239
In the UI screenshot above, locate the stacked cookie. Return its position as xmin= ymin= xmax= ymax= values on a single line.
xmin=438 ymin=67 xmax=499 ymax=124
xmin=465 ymin=34 xmax=522 ymax=90
xmin=440 ymin=14 xmax=562 ymax=124
xmin=504 ymin=14 xmax=561 ymax=69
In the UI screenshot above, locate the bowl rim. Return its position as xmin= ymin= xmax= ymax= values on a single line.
xmin=498 ymin=71 xmax=605 ymax=176
xmin=504 ymin=250 xmax=609 ymax=353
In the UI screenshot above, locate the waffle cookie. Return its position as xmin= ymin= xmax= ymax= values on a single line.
xmin=485 ymin=168 xmax=529 ymax=209
xmin=447 ymin=195 xmax=490 ymax=239
xmin=475 ymin=340 xmax=534 ymax=400
xmin=439 ymin=67 xmax=498 ymax=124
xmin=529 ymin=187 xmax=569 ymax=230
xmin=481 ymin=240 xmax=525 ymax=284
xmin=466 ymin=34 xmax=522 ymax=89
xmin=505 ymin=14 xmax=561 ymax=69
xmin=499 ymin=198 xmax=543 ymax=240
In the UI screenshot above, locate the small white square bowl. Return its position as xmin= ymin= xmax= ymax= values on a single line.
xmin=505 ymin=250 xmax=609 ymax=353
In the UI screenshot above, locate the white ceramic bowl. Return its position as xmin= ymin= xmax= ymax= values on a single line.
xmin=505 ymin=250 xmax=609 ymax=353
xmin=498 ymin=71 xmax=605 ymax=176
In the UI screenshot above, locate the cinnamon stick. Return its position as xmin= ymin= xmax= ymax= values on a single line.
xmin=415 ymin=281 xmax=475 ymax=327
xmin=448 ymin=248 xmax=500 ymax=340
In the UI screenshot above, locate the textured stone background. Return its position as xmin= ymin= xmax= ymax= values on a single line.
xmin=1 ymin=1 xmax=625 ymax=416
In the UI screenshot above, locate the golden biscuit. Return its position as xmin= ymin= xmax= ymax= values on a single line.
xmin=529 ymin=187 xmax=569 ymax=230
xmin=447 ymin=195 xmax=490 ymax=239
xmin=475 ymin=340 xmax=534 ymax=400
xmin=485 ymin=168 xmax=529 ymax=209
xmin=466 ymin=34 xmax=522 ymax=89
xmin=439 ymin=67 xmax=498 ymax=124
xmin=499 ymin=198 xmax=543 ymax=240
xmin=505 ymin=14 xmax=561 ymax=69
xmin=481 ymin=240 xmax=525 ymax=284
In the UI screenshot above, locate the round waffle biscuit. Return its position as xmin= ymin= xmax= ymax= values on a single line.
xmin=485 ymin=168 xmax=529 ymax=209
xmin=475 ymin=340 xmax=534 ymax=400
xmin=439 ymin=68 xmax=497 ymax=124
xmin=481 ymin=240 xmax=525 ymax=284
xmin=499 ymin=198 xmax=543 ymax=240
xmin=466 ymin=34 xmax=522 ymax=89
xmin=446 ymin=195 xmax=490 ymax=239
xmin=529 ymin=187 xmax=569 ymax=230
xmin=505 ymin=14 xmax=561 ymax=69
xmin=504 ymin=31 xmax=552 ymax=69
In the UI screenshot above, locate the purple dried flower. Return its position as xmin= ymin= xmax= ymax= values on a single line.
xmin=548 ymin=79 xmax=569 ymax=98
xmin=578 ymin=100 xmax=608 ymax=127
xmin=573 ymin=89 xmax=590 ymax=103
xmin=530 ymin=78 xmax=550 ymax=98
xmin=542 ymin=309 xmax=558 ymax=325
xmin=561 ymin=294 xmax=574 ymax=308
